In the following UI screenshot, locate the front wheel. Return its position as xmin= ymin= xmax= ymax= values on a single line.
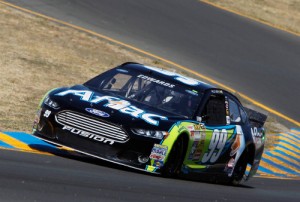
xmin=161 ymin=135 xmax=186 ymax=177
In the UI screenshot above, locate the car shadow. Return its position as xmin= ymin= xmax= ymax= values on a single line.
xmin=28 ymin=143 xmax=254 ymax=188
xmin=28 ymin=143 xmax=142 ymax=172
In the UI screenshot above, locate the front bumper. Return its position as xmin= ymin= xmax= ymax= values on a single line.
xmin=32 ymin=107 xmax=161 ymax=172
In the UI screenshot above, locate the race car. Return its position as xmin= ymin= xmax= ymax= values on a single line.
xmin=32 ymin=62 xmax=267 ymax=184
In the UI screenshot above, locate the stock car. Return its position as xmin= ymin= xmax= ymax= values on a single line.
xmin=32 ymin=62 xmax=267 ymax=184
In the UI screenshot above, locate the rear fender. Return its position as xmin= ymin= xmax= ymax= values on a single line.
xmin=226 ymin=125 xmax=246 ymax=177
xmin=243 ymin=143 xmax=261 ymax=180
xmin=244 ymin=108 xmax=267 ymax=179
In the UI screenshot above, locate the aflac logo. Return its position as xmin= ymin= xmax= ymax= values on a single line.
xmin=85 ymin=108 xmax=110 ymax=118
xmin=56 ymin=90 xmax=168 ymax=126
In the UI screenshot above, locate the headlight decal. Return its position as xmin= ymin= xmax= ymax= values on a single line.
xmin=38 ymin=88 xmax=59 ymax=108
xmin=131 ymin=128 xmax=168 ymax=140
xmin=44 ymin=96 xmax=60 ymax=109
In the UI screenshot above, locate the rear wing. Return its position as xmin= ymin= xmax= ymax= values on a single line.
xmin=244 ymin=107 xmax=268 ymax=128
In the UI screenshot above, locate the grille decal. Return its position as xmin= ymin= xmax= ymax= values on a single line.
xmin=55 ymin=111 xmax=129 ymax=143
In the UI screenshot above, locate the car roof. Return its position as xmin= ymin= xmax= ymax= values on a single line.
xmin=120 ymin=62 xmax=215 ymax=92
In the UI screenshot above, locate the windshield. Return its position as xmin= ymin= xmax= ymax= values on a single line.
xmin=85 ymin=68 xmax=203 ymax=118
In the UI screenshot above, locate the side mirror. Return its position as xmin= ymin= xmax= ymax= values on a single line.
xmin=196 ymin=116 xmax=202 ymax=122
xmin=197 ymin=115 xmax=209 ymax=123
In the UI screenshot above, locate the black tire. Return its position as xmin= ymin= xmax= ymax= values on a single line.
xmin=162 ymin=135 xmax=186 ymax=177
xmin=229 ymin=151 xmax=248 ymax=185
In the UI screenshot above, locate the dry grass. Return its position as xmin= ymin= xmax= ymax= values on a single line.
xmin=264 ymin=118 xmax=289 ymax=149
xmin=0 ymin=4 xmax=169 ymax=132
xmin=0 ymin=3 xmax=291 ymax=148
xmin=202 ymin=0 xmax=300 ymax=34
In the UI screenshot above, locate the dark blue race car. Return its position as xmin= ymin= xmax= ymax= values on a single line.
xmin=32 ymin=62 xmax=267 ymax=185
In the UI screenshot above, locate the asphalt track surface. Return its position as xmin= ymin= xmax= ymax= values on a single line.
xmin=4 ymin=0 xmax=300 ymax=123
xmin=0 ymin=149 xmax=299 ymax=202
xmin=1 ymin=1 xmax=300 ymax=201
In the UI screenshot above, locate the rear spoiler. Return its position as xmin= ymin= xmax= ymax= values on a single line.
xmin=244 ymin=107 xmax=268 ymax=128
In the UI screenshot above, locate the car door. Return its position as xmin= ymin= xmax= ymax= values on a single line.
xmin=189 ymin=90 xmax=241 ymax=167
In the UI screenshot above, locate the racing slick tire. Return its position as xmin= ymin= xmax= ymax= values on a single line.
xmin=162 ymin=135 xmax=187 ymax=177
xmin=229 ymin=151 xmax=248 ymax=185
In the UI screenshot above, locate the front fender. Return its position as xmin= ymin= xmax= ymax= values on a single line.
xmin=145 ymin=121 xmax=198 ymax=172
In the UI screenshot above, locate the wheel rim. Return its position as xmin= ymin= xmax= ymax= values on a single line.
xmin=231 ymin=153 xmax=247 ymax=184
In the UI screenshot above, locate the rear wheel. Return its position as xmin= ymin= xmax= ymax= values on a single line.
xmin=162 ymin=135 xmax=186 ymax=177
xmin=229 ymin=151 xmax=247 ymax=185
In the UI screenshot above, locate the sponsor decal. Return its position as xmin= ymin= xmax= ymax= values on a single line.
xmin=251 ymin=127 xmax=263 ymax=144
xmin=185 ymin=90 xmax=198 ymax=96
xmin=211 ymin=89 xmax=223 ymax=94
xmin=187 ymin=124 xmax=204 ymax=139
xmin=224 ymin=158 xmax=235 ymax=176
xmin=178 ymin=126 xmax=187 ymax=133
xmin=224 ymin=96 xmax=230 ymax=116
xmin=85 ymin=108 xmax=110 ymax=118
xmin=154 ymin=160 xmax=164 ymax=168
xmin=188 ymin=125 xmax=206 ymax=160
xmin=188 ymin=124 xmax=206 ymax=160
xmin=188 ymin=141 xmax=199 ymax=160
xmin=187 ymin=125 xmax=194 ymax=131
xmin=193 ymin=131 xmax=201 ymax=140
xmin=150 ymin=144 xmax=168 ymax=161
xmin=56 ymin=90 xmax=168 ymax=126
xmin=192 ymin=133 xmax=206 ymax=160
xmin=224 ymin=97 xmax=230 ymax=125
xmin=227 ymin=158 xmax=235 ymax=168
xmin=62 ymin=125 xmax=114 ymax=145
xmin=194 ymin=124 xmax=204 ymax=131
xmin=251 ymin=127 xmax=263 ymax=138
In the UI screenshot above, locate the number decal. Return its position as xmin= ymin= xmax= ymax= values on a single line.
xmin=201 ymin=129 xmax=228 ymax=163
xmin=43 ymin=110 xmax=51 ymax=118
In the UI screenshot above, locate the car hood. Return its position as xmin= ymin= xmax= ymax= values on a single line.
xmin=50 ymin=85 xmax=187 ymax=130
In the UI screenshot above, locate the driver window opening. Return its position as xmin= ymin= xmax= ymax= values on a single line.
xmin=200 ymin=94 xmax=226 ymax=125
